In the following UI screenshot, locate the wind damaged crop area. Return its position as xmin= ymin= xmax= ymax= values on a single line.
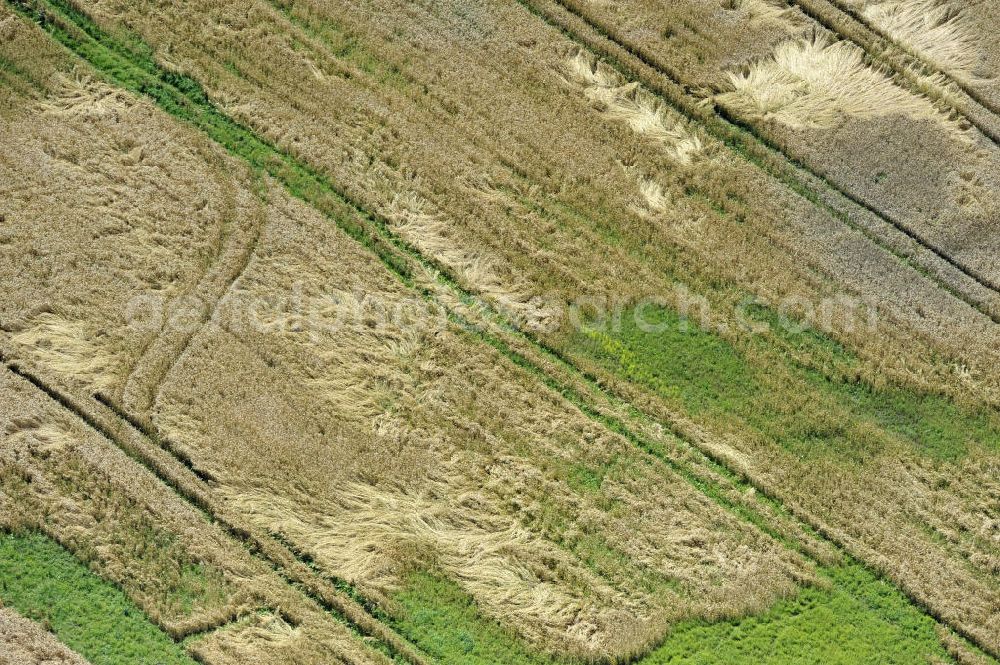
xmin=1 ymin=0 xmax=999 ymax=663
xmin=541 ymin=0 xmax=1000 ymax=289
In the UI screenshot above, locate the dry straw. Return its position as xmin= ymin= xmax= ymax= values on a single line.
xmin=11 ymin=313 xmax=117 ymax=391
xmin=0 ymin=608 xmax=90 ymax=665
xmin=384 ymin=191 xmax=559 ymax=329
xmin=849 ymin=0 xmax=980 ymax=77
xmin=219 ymin=475 xmax=644 ymax=657
xmin=39 ymin=70 xmax=136 ymax=119
xmin=720 ymin=34 xmax=945 ymax=127
xmin=562 ymin=52 xmax=703 ymax=164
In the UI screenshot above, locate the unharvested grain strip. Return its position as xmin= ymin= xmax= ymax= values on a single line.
xmin=519 ymin=0 xmax=1000 ymax=323
xmin=446 ymin=311 xmax=818 ymax=557
xmin=440 ymin=291 xmax=842 ymax=566
xmin=0 ymin=361 xmax=251 ymax=645
xmin=0 ymin=356 xmax=427 ymax=665
xmin=89 ymin=394 xmax=431 ymax=665
xmin=443 ymin=308 xmax=1000 ymax=660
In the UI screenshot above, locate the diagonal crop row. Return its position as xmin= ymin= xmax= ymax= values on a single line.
xmin=446 ymin=283 xmax=1000 ymax=662
xmin=519 ymin=0 xmax=1000 ymax=324
xmin=90 ymin=391 xmax=426 ymax=665
xmin=8 ymin=0 xmax=997 ymax=660
xmin=0 ymin=351 xmax=427 ymax=665
xmin=4 ymin=319 xmax=996 ymax=664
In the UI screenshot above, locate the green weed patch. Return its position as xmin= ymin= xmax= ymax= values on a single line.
xmin=391 ymin=563 xmax=956 ymax=665
xmin=574 ymin=304 xmax=1000 ymax=462
xmin=0 ymin=530 xmax=196 ymax=665
xmin=642 ymin=564 xmax=953 ymax=664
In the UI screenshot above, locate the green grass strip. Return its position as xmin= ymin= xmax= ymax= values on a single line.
xmin=391 ymin=563 xmax=957 ymax=665
xmin=9 ymin=0 xmax=416 ymax=285
xmin=641 ymin=564 xmax=954 ymax=665
xmin=0 ymin=530 xmax=196 ymax=665
xmin=572 ymin=304 xmax=1000 ymax=463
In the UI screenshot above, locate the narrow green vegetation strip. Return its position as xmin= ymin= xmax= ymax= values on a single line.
xmin=391 ymin=564 xmax=956 ymax=665
xmin=574 ymin=304 xmax=1000 ymax=462
xmin=9 ymin=0 xmax=416 ymax=284
xmin=0 ymin=530 xmax=196 ymax=665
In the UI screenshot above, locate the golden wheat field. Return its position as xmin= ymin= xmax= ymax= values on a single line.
xmin=0 ymin=0 xmax=998 ymax=663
